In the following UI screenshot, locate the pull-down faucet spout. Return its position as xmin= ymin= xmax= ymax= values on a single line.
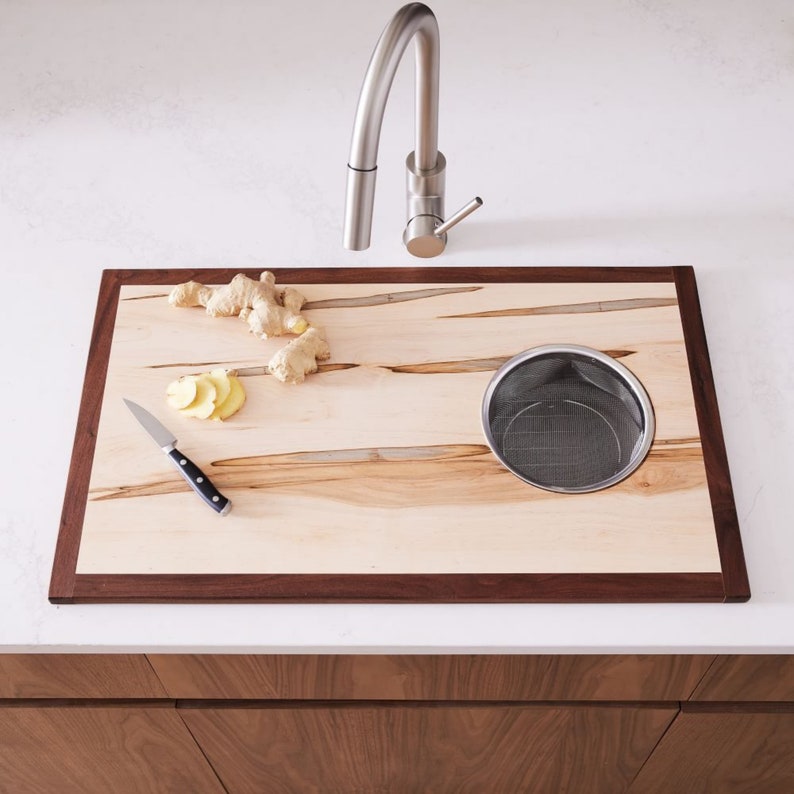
xmin=343 ymin=3 xmax=481 ymax=257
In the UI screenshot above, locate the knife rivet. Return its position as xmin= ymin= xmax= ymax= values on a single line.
xmin=196 ymin=477 xmax=204 ymax=483
xmin=180 ymin=459 xmax=187 ymax=466
xmin=212 ymin=496 xmax=220 ymax=502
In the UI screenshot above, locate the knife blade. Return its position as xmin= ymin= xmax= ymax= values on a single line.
xmin=123 ymin=398 xmax=231 ymax=516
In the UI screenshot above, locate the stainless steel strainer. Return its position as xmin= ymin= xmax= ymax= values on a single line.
xmin=481 ymin=345 xmax=655 ymax=493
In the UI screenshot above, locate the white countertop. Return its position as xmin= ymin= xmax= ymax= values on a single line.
xmin=2 ymin=0 xmax=793 ymax=653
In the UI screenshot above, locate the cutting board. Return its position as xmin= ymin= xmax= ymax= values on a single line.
xmin=49 ymin=267 xmax=749 ymax=602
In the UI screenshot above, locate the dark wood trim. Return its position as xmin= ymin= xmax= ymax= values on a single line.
xmin=61 ymin=571 xmax=725 ymax=603
xmin=681 ymin=701 xmax=794 ymax=714
xmin=102 ymin=266 xmax=677 ymax=286
xmin=672 ymin=267 xmax=750 ymax=602
xmin=49 ymin=270 xmax=124 ymax=602
xmin=172 ymin=698 xmax=680 ymax=710
xmin=0 ymin=699 xmax=174 ymax=708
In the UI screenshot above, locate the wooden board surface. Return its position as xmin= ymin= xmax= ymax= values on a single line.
xmin=49 ymin=267 xmax=748 ymax=602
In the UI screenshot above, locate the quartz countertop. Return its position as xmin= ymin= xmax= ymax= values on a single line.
xmin=2 ymin=0 xmax=792 ymax=652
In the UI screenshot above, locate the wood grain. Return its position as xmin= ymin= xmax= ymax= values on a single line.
xmin=0 ymin=655 xmax=166 ymax=699
xmin=691 ymin=655 xmax=794 ymax=702
xmin=627 ymin=709 xmax=794 ymax=793
xmin=88 ymin=441 xmax=709 ymax=507
xmin=180 ymin=703 xmax=675 ymax=794
xmin=148 ymin=654 xmax=716 ymax=701
xmin=49 ymin=266 xmax=747 ymax=603
xmin=0 ymin=705 xmax=224 ymax=793
xmin=442 ymin=295 xmax=679 ymax=318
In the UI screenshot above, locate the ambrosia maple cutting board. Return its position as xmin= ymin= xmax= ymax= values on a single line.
xmin=49 ymin=267 xmax=749 ymax=603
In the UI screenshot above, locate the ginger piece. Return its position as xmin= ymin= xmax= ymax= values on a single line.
xmin=168 ymin=281 xmax=213 ymax=309
xmin=206 ymin=367 xmax=232 ymax=407
xmin=210 ymin=373 xmax=246 ymax=421
xmin=168 ymin=271 xmax=308 ymax=339
xmin=165 ymin=369 xmax=246 ymax=421
xmin=239 ymin=285 xmax=309 ymax=339
xmin=166 ymin=376 xmax=198 ymax=410
xmin=268 ymin=327 xmax=331 ymax=384
xmin=179 ymin=373 xmax=217 ymax=419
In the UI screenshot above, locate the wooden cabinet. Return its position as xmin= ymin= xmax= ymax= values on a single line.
xmin=691 ymin=654 xmax=794 ymax=701
xmin=628 ymin=707 xmax=794 ymax=793
xmin=147 ymin=653 xmax=716 ymax=701
xmin=1 ymin=653 xmax=793 ymax=792
xmin=180 ymin=703 xmax=674 ymax=794
xmin=0 ymin=705 xmax=223 ymax=793
xmin=0 ymin=654 xmax=166 ymax=699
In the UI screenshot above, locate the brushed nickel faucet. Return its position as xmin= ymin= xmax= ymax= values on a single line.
xmin=343 ymin=2 xmax=481 ymax=258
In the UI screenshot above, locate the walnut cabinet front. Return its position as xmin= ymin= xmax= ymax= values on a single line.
xmin=1 ymin=654 xmax=793 ymax=793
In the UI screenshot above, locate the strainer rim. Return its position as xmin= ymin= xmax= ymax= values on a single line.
xmin=481 ymin=344 xmax=656 ymax=493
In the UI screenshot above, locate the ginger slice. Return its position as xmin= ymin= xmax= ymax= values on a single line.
xmin=166 ymin=376 xmax=198 ymax=410
xmin=268 ymin=327 xmax=331 ymax=385
xmin=180 ymin=373 xmax=217 ymax=419
xmin=211 ymin=374 xmax=246 ymax=420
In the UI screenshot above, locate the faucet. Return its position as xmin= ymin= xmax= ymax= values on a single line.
xmin=343 ymin=2 xmax=482 ymax=258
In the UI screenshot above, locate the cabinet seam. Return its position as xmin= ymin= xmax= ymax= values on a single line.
xmin=173 ymin=705 xmax=231 ymax=794
xmin=624 ymin=701 xmax=681 ymax=793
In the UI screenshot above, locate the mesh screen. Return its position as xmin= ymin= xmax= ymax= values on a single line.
xmin=487 ymin=353 xmax=647 ymax=491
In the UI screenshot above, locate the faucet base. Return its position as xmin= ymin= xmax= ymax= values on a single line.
xmin=404 ymin=150 xmax=446 ymax=257
xmin=406 ymin=151 xmax=445 ymax=221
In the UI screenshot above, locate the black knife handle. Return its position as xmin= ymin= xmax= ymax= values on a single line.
xmin=167 ymin=448 xmax=231 ymax=516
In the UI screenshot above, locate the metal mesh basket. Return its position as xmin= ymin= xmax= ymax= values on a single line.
xmin=481 ymin=345 xmax=655 ymax=493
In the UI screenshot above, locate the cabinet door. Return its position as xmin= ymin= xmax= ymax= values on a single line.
xmin=0 ymin=654 xmax=166 ymax=699
xmin=181 ymin=703 xmax=674 ymax=794
xmin=149 ymin=653 xmax=715 ymax=701
xmin=628 ymin=709 xmax=794 ymax=793
xmin=691 ymin=655 xmax=794 ymax=701
xmin=0 ymin=706 xmax=224 ymax=793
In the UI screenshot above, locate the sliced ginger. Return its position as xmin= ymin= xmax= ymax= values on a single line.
xmin=165 ymin=376 xmax=197 ymax=410
xmin=210 ymin=374 xmax=246 ymax=420
xmin=178 ymin=373 xmax=217 ymax=419
xmin=166 ymin=369 xmax=245 ymax=421
xmin=207 ymin=367 xmax=231 ymax=408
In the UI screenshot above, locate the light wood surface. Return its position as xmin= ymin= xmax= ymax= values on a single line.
xmin=75 ymin=279 xmax=720 ymax=577
xmin=180 ymin=702 xmax=675 ymax=794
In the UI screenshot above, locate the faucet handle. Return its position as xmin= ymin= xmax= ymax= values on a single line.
xmin=403 ymin=196 xmax=483 ymax=258
xmin=435 ymin=197 xmax=483 ymax=237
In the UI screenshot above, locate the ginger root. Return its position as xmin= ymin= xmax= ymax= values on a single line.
xmin=169 ymin=271 xmax=309 ymax=339
xmin=268 ymin=327 xmax=331 ymax=385
xmin=169 ymin=271 xmax=331 ymax=387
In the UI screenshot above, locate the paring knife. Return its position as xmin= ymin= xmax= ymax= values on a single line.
xmin=123 ymin=398 xmax=231 ymax=516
